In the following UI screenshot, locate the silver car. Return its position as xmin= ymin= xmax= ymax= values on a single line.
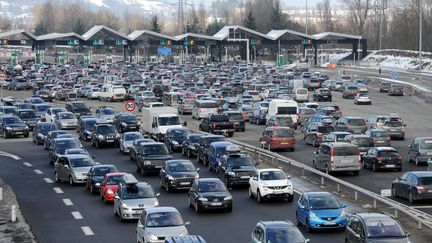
xmin=120 ymin=132 xmax=144 ymax=154
xmin=114 ymin=174 xmax=160 ymax=222
xmin=54 ymin=154 xmax=96 ymax=185
xmin=136 ymin=207 xmax=189 ymax=243
xmin=54 ymin=112 xmax=78 ymax=130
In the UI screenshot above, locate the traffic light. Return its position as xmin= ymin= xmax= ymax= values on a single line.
xmin=189 ymin=39 xmax=195 ymax=46
xmin=167 ymin=40 xmax=171 ymax=45
xmin=160 ymin=39 xmax=166 ymax=45
xmin=250 ymin=39 xmax=257 ymax=46
xmin=302 ymin=38 xmax=312 ymax=45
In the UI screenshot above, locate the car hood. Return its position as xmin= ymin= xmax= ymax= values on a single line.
xmin=5 ymin=123 xmax=26 ymax=128
xmin=71 ymin=167 xmax=92 ymax=174
xmin=123 ymin=198 xmax=158 ymax=208
xmin=366 ymin=237 xmax=410 ymax=243
xmin=311 ymin=208 xmax=343 ymax=219
xmin=259 ymin=179 xmax=291 ymax=187
xmin=145 ymin=226 xmax=187 ymax=237
xmin=170 ymin=172 xmax=197 ymax=178
xmin=199 ymin=191 xmax=230 ymax=198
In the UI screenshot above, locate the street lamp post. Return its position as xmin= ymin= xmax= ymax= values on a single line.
xmin=419 ymin=0 xmax=423 ymax=70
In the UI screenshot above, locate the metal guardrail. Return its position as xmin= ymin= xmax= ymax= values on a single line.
xmin=189 ymin=128 xmax=432 ymax=231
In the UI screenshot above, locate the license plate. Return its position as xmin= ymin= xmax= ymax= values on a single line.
xmin=273 ymin=190 xmax=284 ymax=194
xmin=133 ymin=210 xmax=142 ymax=214
xmin=240 ymin=176 xmax=250 ymax=179
xmin=210 ymin=202 xmax=222 ymax=206
xmin=323 ymin=96 xmax=328 ymax=98
xmin=428 ymin=190 xmax=432 ymax=193
xmin=222 ymin=130 xmax=228 ymax=132
xmin=427 ymin=152 xmax=432 ymax=155
xmin=281 ymin=142 xmax=289 ymax=144
xmin=376 ymin=141 xmax=384 ymax=143
xmin=129 ymin=127 xmax=136 ymax=129
xmin=360 ymin=152 xmax=366 ymax=155
xmin=15 ymin=132 xmax=23 ymax=134
xmin=386 ymin=165 xmax=396 ymax=168
xmin=390 ymin=129 xmax=397 ymax=132
xmin=324 ymin=222 xmax=336 ymax=225
xmin=180 ymin=182 xmax=190 ymax=185
xmin=155 ymin=165 xmax=162 ymax=168
xmin=107 ymin=140 xmax=114 ymax=142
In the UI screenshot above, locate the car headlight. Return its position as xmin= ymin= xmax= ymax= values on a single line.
xmin=167 ymin=175 xmax=175 ymax=180
xmin=154 ymin=200 xmax=159 ymax=206
xmin=107 ymin=189 xmax=114 ymax=194
xmin=121 ymin=122 xmax=127 ymax=127
xmin=224 ymin=196 xmax=232 ymax=201
xmin=115 ymin=133 xmax=120 ymax=139
xmin=98 ymin=135 xmax=104 ymax=140
xmin=147 ymin=233 xmax=158 ymax=241
xmin=227 ymin=172 xmax=236 ymax=176
xmin=309 ymin=211 xmax=319 ymax=219
xmin=137 ymin=121 xmax=141 ymax=125
xmin=198 ymin=197 xmax=208 ymax=202
xmin=85 ymin=130 xmax=91 ymax=135
xmin=179 ymin=230 xmax=188 ymax=236
xmin=144 ymin=160 xmax=151 ymax=165
xmin=172 ymin=140 xmax=179 ymax=145
xmin=74 ymin=172 xmax=81 ymax=178
xmin=6 ymin=127 xmax=12 ymax=130
xmin=340 ymin=209 xmax=347 ymax=217
xmin=195 ymin=173 xmax=200 ymax=179
xmin=24 ymin=125 xmax=29 ymax=130
xmin=121 ymin=203 xmax=128 ymax=209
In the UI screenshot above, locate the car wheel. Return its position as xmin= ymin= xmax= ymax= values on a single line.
xmin=392 ymin=186 xmax=398 ymax=198
xmin=54 ymin=172 xmax=60 ymax=182
xmin=325 ymin=165 xmax=330 ymax=174
xmin=208 ymin=161 xmax=212 ymax=171
xmin=248 ymin=187 xmax=254 ymax=198
xmin=312 ymin=160 xmax=317 ymax=169
xmin=119 ymin=209 xmax=124 ymax=222
xmin=90 ymin=185 xmax=95 ymax=194
xmin=408 ymin=190 xmax=415 ymax=203
xmin=287 ymin=194 xmax=294 ymax=202
xmin=305 ymin=219 xmax=312 ymax=233
xmin=415 ymin=157 xmax=420 ymax=166
xmin=268 ymin=143 xmax=272 ymax=151
xmin=226 ymin=206 xmax=232 ymax=212
xmin=182 ymin=147 xmax=186 ymax=156
xmin=165 ymin=183 xmax=170 ymax=192
xmin=95 ymin=140 xmax=100 ymax=148
xmin=296 ymin=213 xmax=301 ymax=226
xmin=187 ymin=149 xmax=192 ymax=158
xmin=353 ymin=171 xmax=359 ymax=176
xmin=256 ymin=190 xmax=263 ymax=203
xmin=372 ymin=163 xmax=378 ymax=172
xmin=69 ymin=176 xmax=74 ymax=185
xmin=188 ymin=196 xmax=193 ymax=208
xmin=312 ymin=139 xmax=316 ymax=147
xmin=228 ymin=133 xmax=233 ymax=137
xmin=140 ymin=165 xmax=146 ymax=176
xmin=3 ymin=131 xmax=8 ymax=139
xmin=194 ymin=201 xmax=201 ymax=213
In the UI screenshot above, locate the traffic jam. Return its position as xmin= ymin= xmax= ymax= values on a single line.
xmin=1 ymin=61 xmax=431 ymax=243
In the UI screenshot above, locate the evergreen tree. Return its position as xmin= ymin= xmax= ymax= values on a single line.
xmin=151 ymin=15 xmax=162 ymax=33
xmin=243 ymin=10 xmax=257 ymax=30
xmin=206 ymin=18 xmax=224 ymax=35
xmin=269 ymin=0 xmax=286 ymax=30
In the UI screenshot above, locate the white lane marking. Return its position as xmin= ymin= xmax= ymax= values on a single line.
xmin=53 ymin=187 xmax=64 ymax=194
xmin=81 ymin=226 xmax=94 ymax=236
xmin=23 ymin=162 xmax=33 ymax=167
xmin=71 ymin=211 xmax=83 ymax=220
xmin=43 ymin=178 xmax=53 ymax=184
xmin=34 ymin=169 xmax=43 ymax=175
xmin=62 ymin=198 xmax=73 ymax=206
xmin=0 ymin=151 xmax=21 ymax=160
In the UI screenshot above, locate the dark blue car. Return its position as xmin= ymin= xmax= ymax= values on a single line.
xmin=207 ymin=141 xmax=234 ymax=172
xmin=32 ymin=122 xmax=58 ymax=145
xmin=164 ymin=128 xmax=189 ymax=152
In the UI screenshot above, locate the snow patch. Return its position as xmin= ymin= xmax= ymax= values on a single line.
xmin=362 ymin=49 xmax=432 ymax=72
xmin=86 ymin=0 xmax=109 ymax=8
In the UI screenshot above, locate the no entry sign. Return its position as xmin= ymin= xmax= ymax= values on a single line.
xmin=124 ymin=100 xmax=136 ymax=112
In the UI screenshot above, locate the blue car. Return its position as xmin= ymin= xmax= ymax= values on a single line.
xmin=207 ymin=141 xmax=234 ymax=172
xmin=296 ymin=192 xmax=348 ymax=232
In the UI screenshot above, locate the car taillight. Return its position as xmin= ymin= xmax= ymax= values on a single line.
xmin=212 ymin=123 xmax=216 ymax=129
xmin=397 ymin=155 xmax=403 ymax=161
xmin=386 ymin=137 xmax=391 ymax=141
xmin=274 ymin=121 xmax=278 ymax=126
xmin=416 ymin=186 xmax=425 ymax=190
xmin=316 ymin=132 xmax=323 ymax=137
xmin=376 ymin=157 xmax=383 ymax=161
xmin=330 ymin=148 xmax=334 ymax=164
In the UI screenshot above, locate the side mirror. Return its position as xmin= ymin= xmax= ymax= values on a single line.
xmin=196 ymin=168 xmax=200 ymax=172
xmin=114 ymin=195 xmax=120 ymax=200
xmin=183 ymin=121 xmax=187 ymax=126
xmin=341 ymin=204 xmax=347 ymax=208
xmin=408 ymin=145 xmax=412 ymax=148
xmin=298 ymin=204 xmax=305 ymax=209
xmin=406 ymin=231 xmax=411 ymax=237
xmin=305 ymin=239 xmax=310 ymax=243
xmin=156 ymin=193 xmax=160 ymax=198
xmin=64 ymin=164 xmax=69 ymax=168
xmin=254 ymin=161 xmax=260 ymax=166
xmin=152 ymin=123 xmax=156 ymax=128
xmin=353 ymin=233 xmax=361 ymax=239
xmin=286 ymin=175 xmax=292 ymax=179
xmin=313 ymin=151 xmax=318 ymax=155
xmin=185 ymin=221 xmax=190 ymax=226
xmin=404 ymin=124 xmax=407 ymax=127
xmin=252 ymin=176 xmax=258 ymax=181
xmin=95 ymin=183 xmax=101 ymax=187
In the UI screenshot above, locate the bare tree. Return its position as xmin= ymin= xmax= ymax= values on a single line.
xmin=317 ymin=0 xmax=334 ymax=32
xmin=0 ymin=14 xmax=12 ymax=32
xmin=342 ymin=0 xmax=372 ymax=36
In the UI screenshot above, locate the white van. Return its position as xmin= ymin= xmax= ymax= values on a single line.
xmin=293 ymin=88 xmax=309 ymax=102
xmin=267 ymin=99 xmax=299 ymax=127
xmin=192 ymin=100 xmax=219 ymax=120
xmin=98 ymin=84 xmax=126 ymax=102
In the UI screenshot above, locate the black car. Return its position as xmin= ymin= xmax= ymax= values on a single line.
xmin=313 ymin=88 xmax=332 ymax=102
xmin=49 ymin=138 xmax=82 ymax=165
xmin=196 ymin=135 xmax=226 ymax=165
xmin=188 ymin=178 xmax=233 ymax=213
xmin=217 ymin=148 xmax=257 ymax=188
xmin=362 ymin=147 xmax=403 ymax=172
xmin=181 ymin=134 xmax=202 ymax=158
xmin=223 ymin=111 xmax=246 ymax=132
xmin=77 ymin=117 xmax=98 ymax=141
xmin=0 ymin=115 xmax=29 ymax=139
xmin=159 ymin=160 xmax=199 ymax=192
xmin=135 ymin=142 xmax=173 ymax=176
xmin=85 ymin=165 xmax=118 ymax=194
xmin=44 ymin=130 xmax=67 ymax=150
xmin=113 ymin=112 xmax=141 ymax=133
xmin=129 ymin=138 xmax=155 ymax=161
xmin=164 ymin=128 xmax=189 ymax=152
xmin=65 ymin=101 xmax=92 ymax=118
xmin=32 ymin=122 xmax=58 ymax=145
xmin=392 ymin=171 xmax=432 ymax=203
xmin=250 ymin=109 xmax=267 ymax=125
xmin=16 ymin=109 xmax=39 ymax=130
xmin=91 ymin=124 xmax=120 ymax=148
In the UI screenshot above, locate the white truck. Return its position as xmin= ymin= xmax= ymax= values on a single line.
xmin=141 ymin=107 xmax=186 ymax=141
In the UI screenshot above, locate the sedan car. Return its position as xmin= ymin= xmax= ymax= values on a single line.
xmin=362 ymin=147 xmax=403 ymax=172
xmin=85 ymin=165 xmax=118 ymax=194
xmin=120 ymin=132 xmax=144 ymax=154
xmin=296 ymin=192 xmax=348 ymax=232
xmin=345 ymin=213 xmax=410 ymax=243
xmin=54 ymin=112 xmax=78 ymax=130
xmin=251 ymin=220 xmax=308 ymax=243
xmin=159 ymin=160 xmax=199 ymax=192
xmin=249 ymin=168 xmax=294 ymax=203
xmin=54 ymin=154 xmax=96 ymax=185
xmin=392 ymin=171 xmax=432 ymax=203
xmin=0 ymin=115 xmax=29 ymax=139
xmin=188 ymin=178 xmax=232 ymax=213
xmin=136 ymin=207 xmax=189 ymax=243
xmin=181 ymin=134 xmax=201 ymax=158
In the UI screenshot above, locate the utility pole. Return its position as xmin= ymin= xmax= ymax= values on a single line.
xmin=419 ymin=0 xmax=423 ymax=70
xmin=178 ymin=0 xmax=185 ymax=34
xmin=305 ymin=0 xmax=308 ymax=35
xmin=379 ymin=0 xmax=384 ymax=50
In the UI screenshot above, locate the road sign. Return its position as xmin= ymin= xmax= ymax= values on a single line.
xmin=391 ymin=71 xmax=399 ymax=79
xmin=0 ymin=72 xmax=6 ymax=81
xmin=157 ymin=47 xmax=172 ymax=55
xmin=124 ymin=100 xmax=136 ymax=112
xmin=380 ymin=189 xmax=392 ymax=197
xmin=160 ymin=39 xmax=166 ymax=45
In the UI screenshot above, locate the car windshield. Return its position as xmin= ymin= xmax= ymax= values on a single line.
xmin=125 ymin=133 xmax=143 ymax=141
xmin=309 ymin=195 xmax=341 ymax=209
xmin=36 ymin=105 xmax=50 ymax=112
xmin=146 ymin=212 xmax=184 ymax=228
xmin=227 ymin=156 xmax=254 ymax=167
xmin=143 ymin=144 xmax=169 ymax=155
xmin=352 ymin=137 xmax=373 ymax=146
xmin=168 ymin=129 xmax=188 ymax=138
xmin=189 ymin=136 xmax=200 ymax=143
xmin=122 ymin=185 xmax=155 ymax=199
xmin=260 ymin=171 xmax=286 ymax=180
xmin=3 ymin=117 xmax=22 ymax=124
xmin=106 ymin=175 xmax=123 ymax=185
xmin=84 ymin=120 xmax=97 ymax=130
xmin=39 ymin=123 xmax=57 ymax=131
xmin=167 ymin=161 xmax=196 ymax=172
xmin=365 ymin=219 xmax=406 ymax=238
xmin=275 ymin=117 xmax=293 ymax=126
xmin=69 ymin=157 xmax=94 ymax=167
xmin=72 ymin=103 xmax=87 ymax=109
xmin=384 ymin=121 xmax=403 ymax=127
xmin=348 ymin=119 xmax=366 ymax=126
xmin=121 ymin=115 xmax=138 ymax=122
xmin=60 ymin=113 xmax=75 ymax=119
xmin=97 ymin=126 xmax=116 ymax=134
xmin=419 ymin=177 xmax=432 ymax=186
xmin=198 ymin=181 xmax=227 ymax=192
xmin=420 ymin=140 xmax=432 ymax=150
xmin=94 ymin=167 xmax=116 ymax=176
xmin=52 ymin=108 xmax=65 ymax=115
xmin=266 ymin=228 xmax=305 ymax=243
xmin=56 ymin=140 xmax=80 ymax=152
xmin=227 ymin=113 xmax=243 ymax=120
xmin=100 ymin=109 xmax=115 ymax=115
xmin=379 ymin=151 xmax=399 ymax=158
xmin=19 ymin=111 xmax=37 ymax=119
xmin=273 ymin=129 xmax=294 ymax=137
xmin=158 ymin=116 xmax=180 ymax=126
xmin=333 ymin=146 xmax=358 ymax=156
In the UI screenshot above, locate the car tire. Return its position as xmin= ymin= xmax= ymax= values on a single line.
xmin=415 ymin=157 xmax=420 ymax=166
xmin=287 ymin=194 xmax=294 ymax=202
xmin=312 ymin=160 xmax=317 ymax=169
xmin=195 ymin=202 xmax=201 ymax=213
xmin=228 ymin=133 xmax=233 ymax=137
xmin=409 ymin=190 xmax=415 ymax=203
xmin=54 ymin=171 xmax=60 ymax=183
xmin=248 ymin=187 xmax=254 ymax=198
xmin=392 ymin=186 xmax=398 ymax=198
xmin=95 ymin=140 xmax=100 ymax=148
xmin=90 ymin=185 xmax=95 ymax=194
xmin=226 ymin=206 xmax=232 ymax=213
xmin=24 ymin=132 xmax=29 ymax=138
xmin=140 ymin=166 xmax=146 ymax=176
xmin=296 ymin=213 xmax=301 ymax=226
xmin=256 ymin=190 xmax=263 ymax=203
xmin=353 ymin=171 xmax=360 ymax=176
xmin=3 ymin=131 xmax=8 ymax=139
xmin=208 ymin=161 xmax=212 ymax=171
xmin=69 ymin=176 xmax=74 ymax=185
xmin=325 ymin=165 xmax=330 ymax=174
xmin=305 ymin=219 xmax=312 ymax=233
xmin=188 ymin=197 xmax=193 ymax=208
xmin=119 ymin=209 xmax=124 ymax=222
xmin=187 ymin=149 xmax=192 ymax=158
xmin=268 ymin=143 xmax=272 ymax=151
xmin=372 ymin=163 xmax=378 ymax=172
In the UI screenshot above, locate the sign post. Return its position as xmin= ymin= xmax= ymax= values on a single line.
xmin=124 ymin=100 xmax=136 ymax=112
xmin=0 ymin=72 xmax=6 ymax=100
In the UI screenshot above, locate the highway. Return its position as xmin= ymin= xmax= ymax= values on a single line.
xmin=1 ymin=68 xmax=432 ymax=242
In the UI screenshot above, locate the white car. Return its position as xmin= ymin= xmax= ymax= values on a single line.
xmin=354 ymin=93 xmax=372 ymax=105
xmin=136 ymin=207 xmax=189 ymax=243
xmin=45 ymin=107 xmax=67 ymax=122
xmin=248 ymin=168 xmax=294 ymax=203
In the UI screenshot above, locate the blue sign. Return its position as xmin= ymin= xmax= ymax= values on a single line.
xmin=157 ymin=47 xmax=172 ymax=55
xmin=391 ymin=71 xmax=399 ymax=79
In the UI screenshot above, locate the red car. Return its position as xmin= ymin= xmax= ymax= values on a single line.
xmin=259 ymin=127 xmax=296 ymax=151
xmin=100 ymin=172 xmax=127 ymax=203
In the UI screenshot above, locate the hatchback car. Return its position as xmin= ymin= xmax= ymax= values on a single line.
xmin=164 ymin=128 xmax=189 ymax=152
xmin=54 ymin=112 xmax=78 ymax=130
xmin=113 ymin=112 xmax=141 ymax=133
xmin=248 ymin=168 xmax=294 ymax=203
xmin=43 ymin=130 xmax=67 ymax=150
xmin=159 ymin=160 xmax=199 ymax=192
xmin=354 ymin=93 xmax=372 ymax=105
xmin=365 ymin=129 xmax=391 ymax=147
xmin=207 ymin=141 xmax=235 ymax=172
xmin=77 ymin=117 xmax=98 ymax=141
xmin=49 ymin=137 xmax=82 ymax=164
xmin=362 ymin=147 xmax=403 ymax=172
xmin=54 ymin=154 xmax=96 ymax=185
xmin=388 ymin=84 xmax=404 ymax=96
xmin=345 ymin=213 xmax=410 ymax=243
xmin=188 ymin=178 xmax=232 ymax=213
xmin=85 ymin=165 xmax=118 ymax=194
xmin=381 ymin=117 xmax=406 ymax=140
xmin=379 ymin=81 xmax=391 ymax=92
xmin=392 ymin=171 xmax=432 ymax=203
xmin=136 ymin=207 xmax=189 ymax=243
xmin=342 ymin=85 xmax=359 ymax=99
xmin=335 ymin=116 xmax=367 ymax=134
xmin=344 ymin=134 xmax=374 ymax=157
xmin=408 ymin=137 xmax=432 ymax=165
xmin=251 ymin=220 xmax=308 ymax=243
xmin=260 ymin=127 xmax=295 ymax=151
xmin=99 ymin=172 xmax=127 ymax=204
xmin=296 ymin=192 xmax=348 ymax=232
xmin=32 ymin=122 xmax=58 ymax=145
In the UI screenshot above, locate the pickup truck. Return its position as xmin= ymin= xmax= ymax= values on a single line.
xmin=199 ymin=114 xmax=236 ymax=137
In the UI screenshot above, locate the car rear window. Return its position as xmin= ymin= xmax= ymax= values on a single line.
xmin=378 ymin=150 xmax=399 ymax=158
xmin=333 ymin=146 xmax=358 ymax=156
xmin=348 ymin=119 xmax=366 ymax=126
xmin=419 ymin=177 xmax=432 ymax=186
xmin=372 ymin=131 xmax=389 ymax=137
xmin=227 ymin=113 xmax=243 ymax=120
xmin=384 ymin=121 xmax=403 ymax=127
xmin=420 ymin=140 xmax=432 ymax=149
xmin=297 ymin=89 xmax=307 ymax=94
xmin=318 ymin=126 xmax=335 ymax=133
xmin=199 ymin=102 xmax=218 ymax=108
xmin=352 ymin=137 xmax=373 ymax=146
xmin=273 ymin=129 xmax=294 ymax=137
xmin=211 ymin=115 xmax=229 ymax=122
